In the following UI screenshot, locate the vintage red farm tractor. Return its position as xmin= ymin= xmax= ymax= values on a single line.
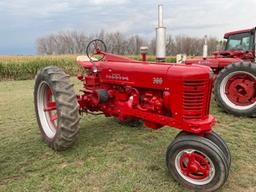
xmin=186 ymin=27 xmax=256 ymax=117
xmin=34 ymin=39 xmax=230 ymax=191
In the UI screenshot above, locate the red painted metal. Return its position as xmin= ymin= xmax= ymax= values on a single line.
xmin=186 ymin=27 xmax=255 ymax=71
xmin=179 ymin=151 xmax=210 ymax=180
xmin=77 ymin=48 xmax=215 ymax=134
xmin=185 ymin=27 xmax=256 ymax=109
xmin=225 ymin=73 xmax=256 ymax=106
xmin=44 ymin=86 xmax=58 ymax=129
xmin=224 ymin=28 xmax=252 ymax=39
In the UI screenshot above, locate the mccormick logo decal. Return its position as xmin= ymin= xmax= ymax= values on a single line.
xmin=106 ymin=74 xmax=129 ymax=81
xmin=153 ymin=77 xmax=163 ymax=85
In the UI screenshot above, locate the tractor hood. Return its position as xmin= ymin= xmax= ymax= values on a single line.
xmin=185 ymin=56 xmax=242 ymax=69
xmin=185 ymin=49 xmax=254 ymax=69
xmin=212 ymin=50 xmax=254 ymax=60
xmin=98 ymin=61 xmax=212 ymax=90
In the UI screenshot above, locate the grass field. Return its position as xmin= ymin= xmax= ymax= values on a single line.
xmin=0 ymin=78 xmax=255 ymax=192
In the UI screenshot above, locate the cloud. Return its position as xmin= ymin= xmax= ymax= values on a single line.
xmin=0 ymin=0 xmax=72 ymax=18
xmin=88 ymin=0 xmax=128 ymax=5
xmin=1 ymin=0 xmax=256 ymax=54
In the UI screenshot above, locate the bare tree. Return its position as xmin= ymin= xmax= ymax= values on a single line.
xmin=36 ymin=30 xmax=219 ymax=56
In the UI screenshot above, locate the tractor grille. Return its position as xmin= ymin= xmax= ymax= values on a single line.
xmin=183 ymin=80 xmax=208 ymax=120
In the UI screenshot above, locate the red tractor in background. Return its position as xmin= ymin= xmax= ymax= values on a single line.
xmin=34 ymin=39 xmax=230 ymax=192
xmin=186 ymin=27 xmax=256 ymax=117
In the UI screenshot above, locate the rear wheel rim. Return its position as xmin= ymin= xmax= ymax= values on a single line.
xmin=220 ymin=71 xmax=256 ymax=110
xmin=175 ymin=149 xmax=215 ymax=185
xmin=37 ymin=81 xmax=58 ymax=138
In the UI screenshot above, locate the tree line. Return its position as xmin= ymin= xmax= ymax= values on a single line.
xmin=37 ymin=30 xmax=223 ymax=56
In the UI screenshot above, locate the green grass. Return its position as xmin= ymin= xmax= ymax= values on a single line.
xmin=0 ymin=78 xmax=255 ymax=192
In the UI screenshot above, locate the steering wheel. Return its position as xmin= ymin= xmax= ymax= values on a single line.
xmin=86 ymin=39 xmax=107 ymax=61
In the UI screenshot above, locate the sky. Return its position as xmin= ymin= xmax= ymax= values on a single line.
xmin=0 ymin=0 xmax=255 ymax=55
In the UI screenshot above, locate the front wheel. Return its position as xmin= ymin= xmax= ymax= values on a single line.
xmin=34 ymin=66 xmax=80 ymax=151
xmin=166 ymin=135 xmax=229 ymax=192
xmin=175 ymin=131 xmax=231 ymax=169
xmin=214 ymin=62 xmax=256 ymax=117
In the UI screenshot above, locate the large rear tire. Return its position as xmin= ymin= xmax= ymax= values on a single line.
xmin=214 ymin=62 xmax=256 ymax=117
xmin=166 ymin=135 xmax=229 ymax=192
xmin=34 ymin=66 xmax=80 ymax=151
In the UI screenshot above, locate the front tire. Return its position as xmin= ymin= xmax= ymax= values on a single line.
xmin=166 ymin=135 xmax=229 ymax=192
xmin=34 ymin=66 xmax=80 ymax=151
xmin=175 ymin=131 xmax=231 ymax=169
xmin=214 ymin=62 xmax=256 ymax=117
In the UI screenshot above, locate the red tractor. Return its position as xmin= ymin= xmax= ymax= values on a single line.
xmin=186 ymin=27 xmax=256 ymax=117
xmin=34 ymin=39 xmax=230 ymax=192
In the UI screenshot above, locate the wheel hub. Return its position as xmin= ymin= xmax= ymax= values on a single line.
xmin=44 ymin=86 xmax=58 ymax=129
xmin=174 ymin=148 xmax=216 ymax=185
xmin=225 ymin=73 xmax=256 ymax=106
xmin=179 ymin=151 xmax=210 ymax=180
xmin=37 ymin=81 xmax=58 ymax=138
xmin=189 ymin=163 xmax=199 ymax=173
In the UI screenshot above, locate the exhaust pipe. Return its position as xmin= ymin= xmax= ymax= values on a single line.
xmin=203 ymin=35 xmax=208 ymax=59
xmin=156 ymin=4 xmax=166 ymax=62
